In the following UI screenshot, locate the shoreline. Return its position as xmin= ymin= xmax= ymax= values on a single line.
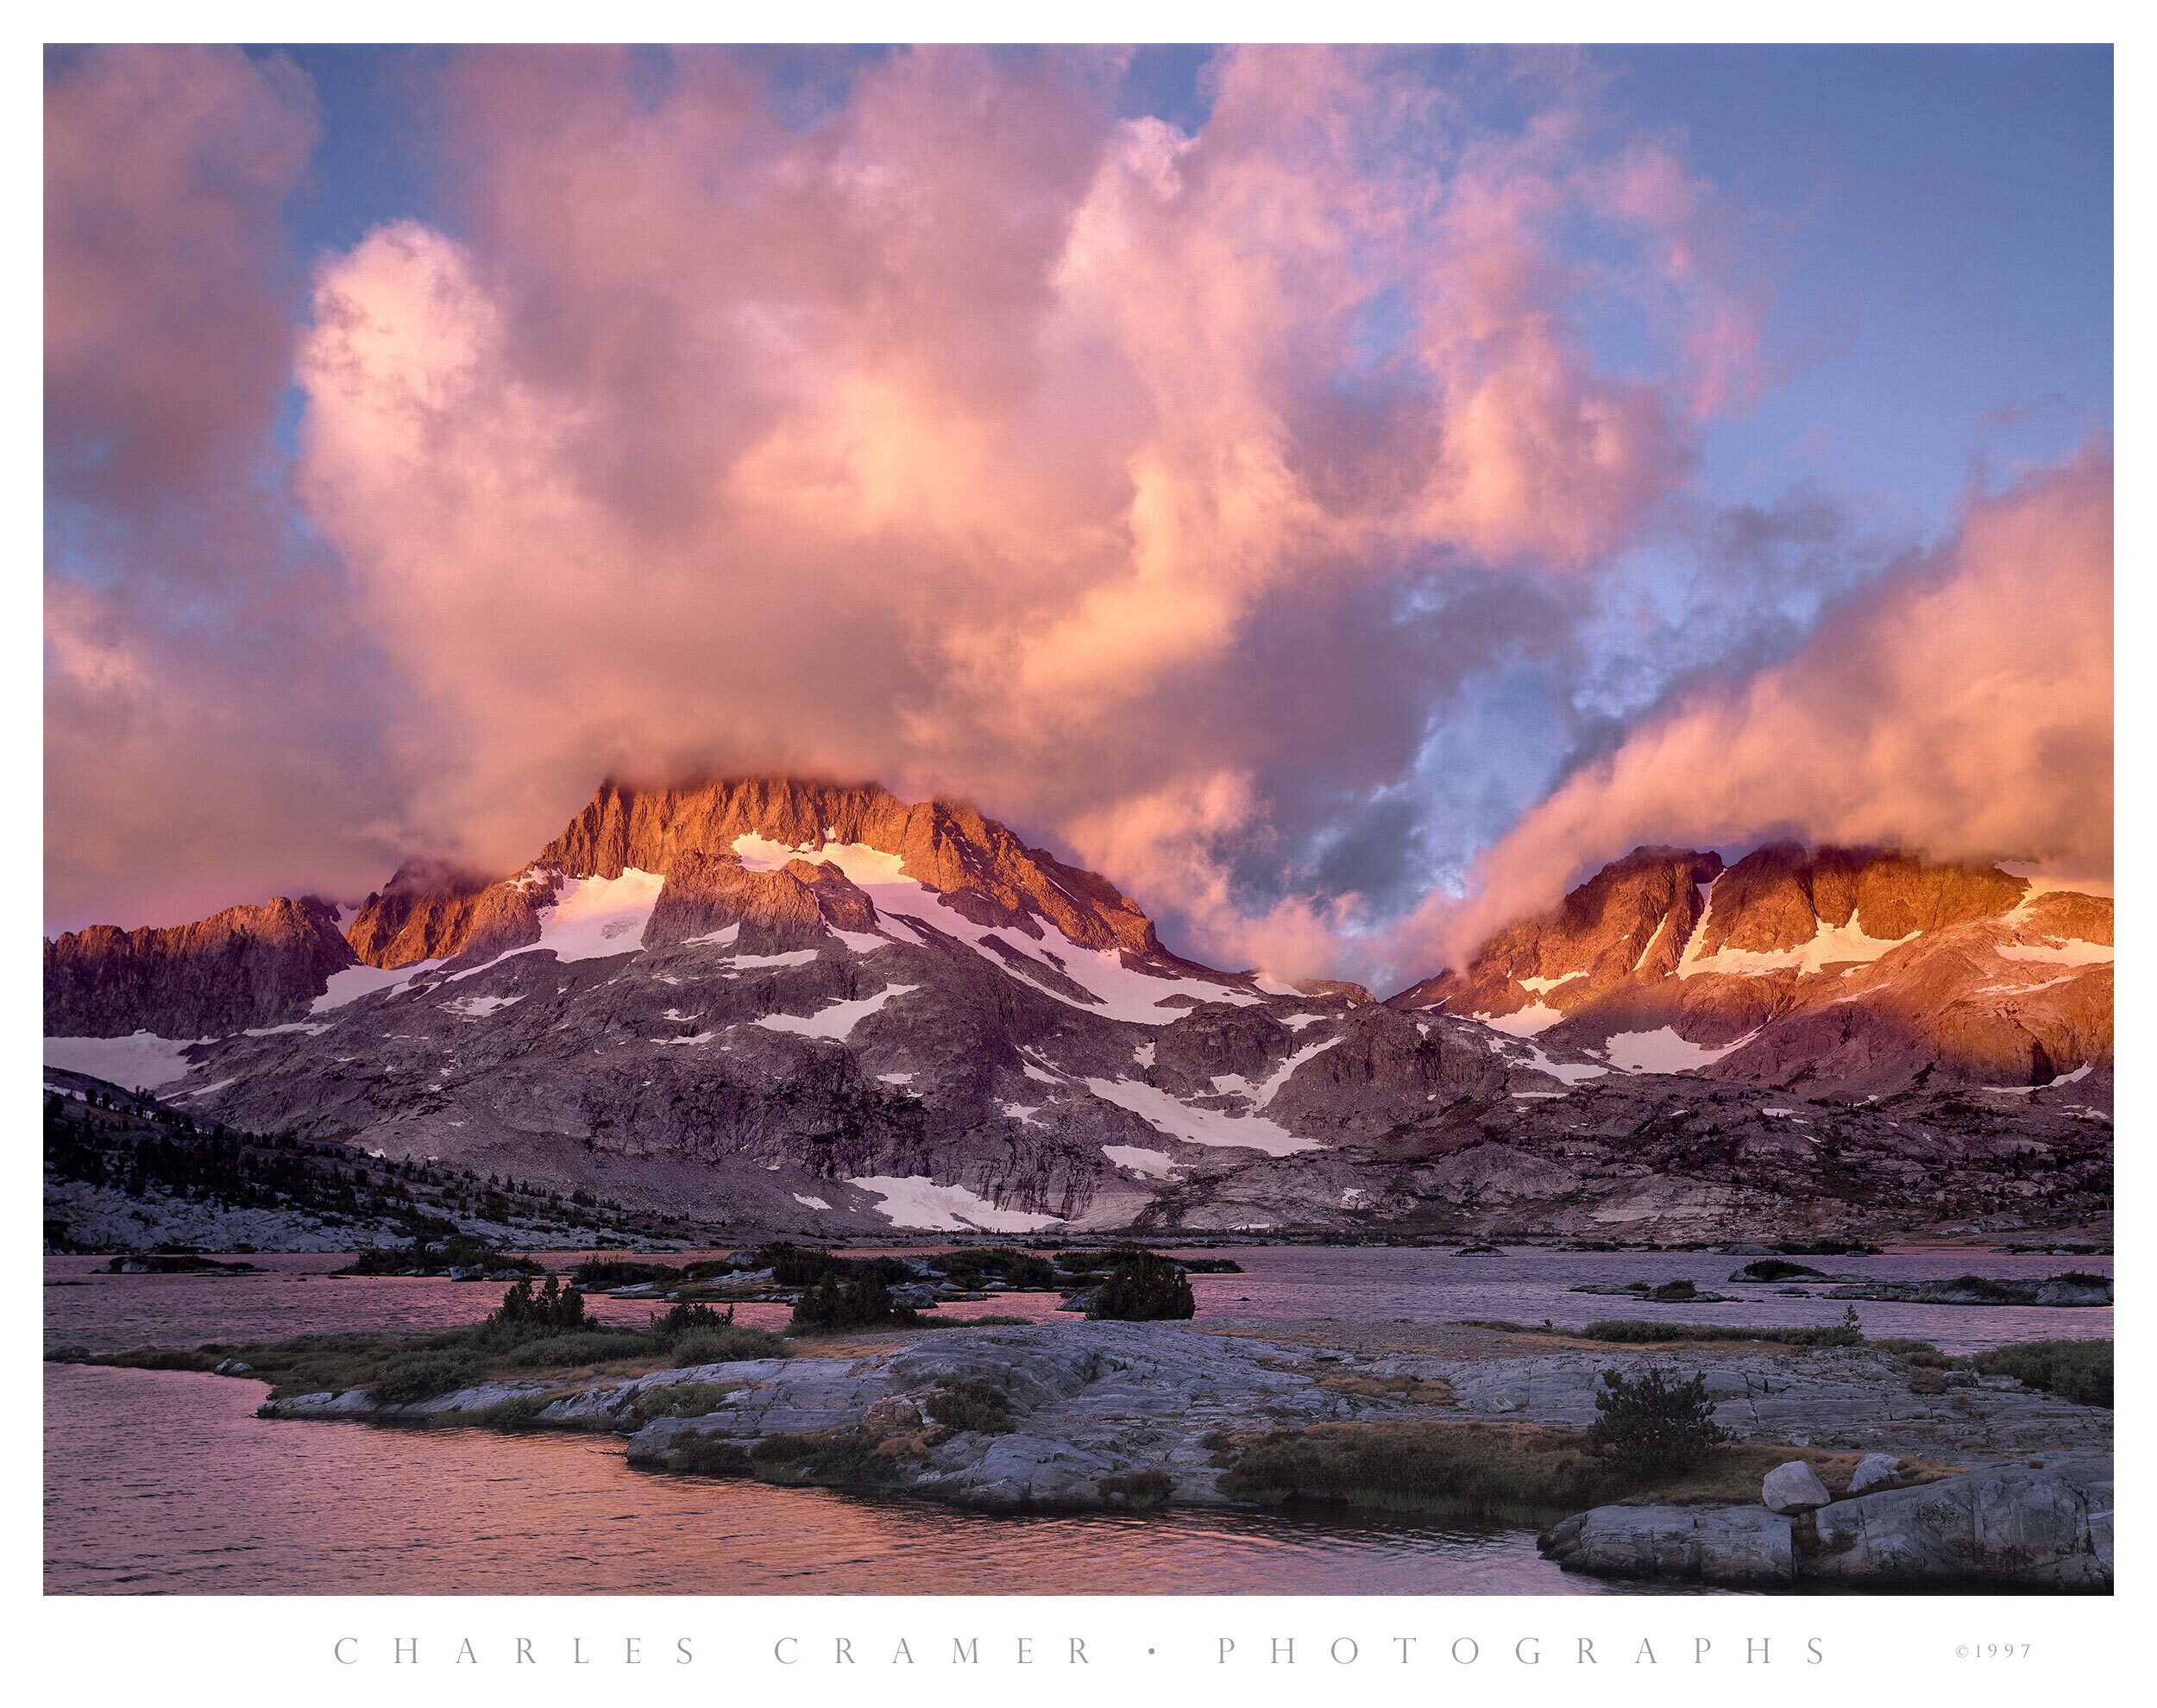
xmin=57 ymin=1313 xmax=2113 ymax=1592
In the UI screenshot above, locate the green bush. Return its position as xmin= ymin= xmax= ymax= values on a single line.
xmin=1731 ymin=1259 xmax=1827 ymax=1282
xmin=648 ymin=1301 xmax=733 ymax=1341
xmin=1869 ymin=1337 xmax=1959 ymax=1369
xmin=501 ymin=1328 xmax=662 ymax=1367
xmin=1097 ymin=1469 xmax=1175 ymax=1508
xmin=747 ymin=1429 xmax=909 ymax=1486
xmin=626 ymin=1381 xmax=733 ymax=1422
xmin=926 ymin=1247 xmax=1057 ymax=1290
xmin=790 ymin=1269 xmax=918 ymax=1332
xmin=656 ymin=1435 xmax=753 ymax=1477
xmin=925 ymin=1378 xmax=1016 ymax=1435
xmin=370 ymin=1347 xmax=484 ymax=1404
xmin=747 ymin=1242 xmax=845 ymax=1287
xmin=336 ymin=1235 xmax=541 ymax=1278
xmin=666 ymin=1325 xmax=787 ymax=1366
xmin=1584 ymin=1367 xmax=1729 ymax=1478
xmin=570 ymin=1259 xmax=683 ymax=1290
xmin=1086 ymin=1250 xmax=1194 ymax=1321
xmin=1971 ymin=1340 xmax=2111 ymax=1407
xmin=486 ymin=1276 xmax=589 ymax=1336
xmin=472 ymin=1393 xmax=552 ymax=1428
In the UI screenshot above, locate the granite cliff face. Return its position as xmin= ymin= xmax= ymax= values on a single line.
xmin=1391 ymin=841 xmax=2112 ymax=1097
xmin=44 ymin=897 xmax=355 ymax=1039
xmin=42 ymin=782 xmax=2112 ymax=1240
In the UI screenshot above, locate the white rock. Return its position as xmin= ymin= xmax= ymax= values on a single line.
xmin=1762 ymin=1459 xmax=1832 ymax=1513
xmin=1847 ymin=1452 xmax=1902 ymax=1494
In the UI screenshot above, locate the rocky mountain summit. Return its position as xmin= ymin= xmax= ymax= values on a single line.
xmin=1392 ymin=841 xmax=2112 ymax=1097
xmin=45 ymin=895 xmax=356 ymax=1038
xmin=44 ymin=779 xmax=2112 ymax=1240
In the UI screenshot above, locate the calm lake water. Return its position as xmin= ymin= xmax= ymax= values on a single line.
xmin=43 ymin=1245 xmax=2108 ymax=1596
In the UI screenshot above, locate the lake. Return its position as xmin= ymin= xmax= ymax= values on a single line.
xmin=43 ymin=1244 xmax=2108 ymax=1595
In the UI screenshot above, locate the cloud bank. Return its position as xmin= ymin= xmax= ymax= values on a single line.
xmin=1415 ymin=447 xmax=2114 ymax=970
xmin=44 ymin=46 xmax=2112 ymax=989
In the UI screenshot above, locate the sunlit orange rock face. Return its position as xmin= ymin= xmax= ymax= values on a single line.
xmin=541 ymin=777 xmax=1183 ymax=963
xmin=1392 ymin=842 xmax=2112 ymax=1096
xmin=44 ymin=896 xmax=355 ymax=1037
xmin=344 ymin=857 xmax=497 ymax=968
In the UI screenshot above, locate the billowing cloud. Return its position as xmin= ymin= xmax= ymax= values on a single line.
xmin=282 ymin=47 xmax=1753 ymax=953
xmin=46 ymin=46 xmax=2106 ymax=994
xmin=46 ymin=44 xmax=318 ymax=515
xmin=1415 ymin=448 xmax=2114 ymax=970
xmin=43 ymin=46 xmax=409 ymax=932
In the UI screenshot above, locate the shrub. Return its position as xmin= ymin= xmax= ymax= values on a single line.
xmin=926 ymin=1247 xmax=1057 ymax=1290
xmin=1971 ymin=1340 xmax=2112 ymax=1408
xmin=1732 ymin=1259 xmax=1827 ymax=1282
xmin=487 ymin=1276 xmax=588 ymax=1336
xmin=648 ymin=1301 xmax=734 ymax=1341
xmin=473 ymin=1393 xmax=552 ymax=1428
xmin=1085 ymin=1250 xmax=1195 ymax=1321
xmin=746 ymin=1242 xmax=845 ymax=1287
xmin=1583 ymin=1367 xmax=1729 ymax=1479
xmin=666 ymin=1325 xmax=787 ymax=1366
xmin=1869 ymin=1337 xmax=1958 ymax=1369
xmin=747 ymin=1429 xmax=909 ymax=1486
xmin=626 ymin=1382 xmax=734 ymax=1422
xmin=370 ymin=1347 xmax=484 ymax=1405
xmin=570 ymin=1259 xmax=683 ymax=1290
xmin=925 ymin=1378 xmax=1016 ymax=1435
xmin=500 ymin=1328 xmax=661 ymax=1368
xmin=657 ymin=1435 xmax=753 ymax=1477
xmin=1097 ymin=1469 xmax=1175 ymax=1509
xmin=789 ymin=1269 xmax=917 ymax=1333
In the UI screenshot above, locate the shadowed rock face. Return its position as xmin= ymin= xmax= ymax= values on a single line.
xmin=44 ymin=896 xmax=355 ymax=1037
xmin=1393 ymin=843 xmax=2110 ymax=1097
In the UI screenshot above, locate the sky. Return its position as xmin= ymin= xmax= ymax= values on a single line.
xmin=43 ymin=44 xmax=2114 ymax=989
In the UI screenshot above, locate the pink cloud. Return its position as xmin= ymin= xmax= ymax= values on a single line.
xmin=46 ymin=45 xmax=318 ymax=510
xmin=1410 ymin=445 xmax=2115 ymax=972
xmin=286 ymin=47 xmax=1738 ymax=923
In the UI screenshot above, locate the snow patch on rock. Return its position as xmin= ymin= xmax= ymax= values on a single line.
xmin=44 ymin=1032 xmax=208 ymax=1091
xmin=755 ymin=983 xmax=917 ymax=1041
xmin=1603 ymin=1027 xmax=1758 ymax=1073
xmin=1102 ymin=1144 xmax=1177 ymax=1177
xmin=846 ymin=1175 xmax=1062 ymax=1232
xmin=1997 ymin=938 xmax=2113 ymax=967
xmin=313 ymin=958 xmax=448 ymax=1012
xmin=1681 ymin=911 xmax=1918 ymax=980
xmin=1478 ymin=1002 xmax=1566 ymax=1038
xmin=1083 ymin=1077 xmax=1317 ymax=1156
xmin=443 ymin=994 xmax=524 ymax=1019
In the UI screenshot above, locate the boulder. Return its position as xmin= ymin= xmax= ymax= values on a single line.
xmin=1762 ymin=1460 xmax=1832 ymax=1513
xmin=1804 ymin=1460 xmax=2111 ymax=1589
xmin=1544 ymin=1460 xmax=2113 ymax=1591
xmin=1846 ymin=1452 xmax=1902 ymax=1495
xmin=1538 ymin=1504 xmax=1795 ymax=1586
